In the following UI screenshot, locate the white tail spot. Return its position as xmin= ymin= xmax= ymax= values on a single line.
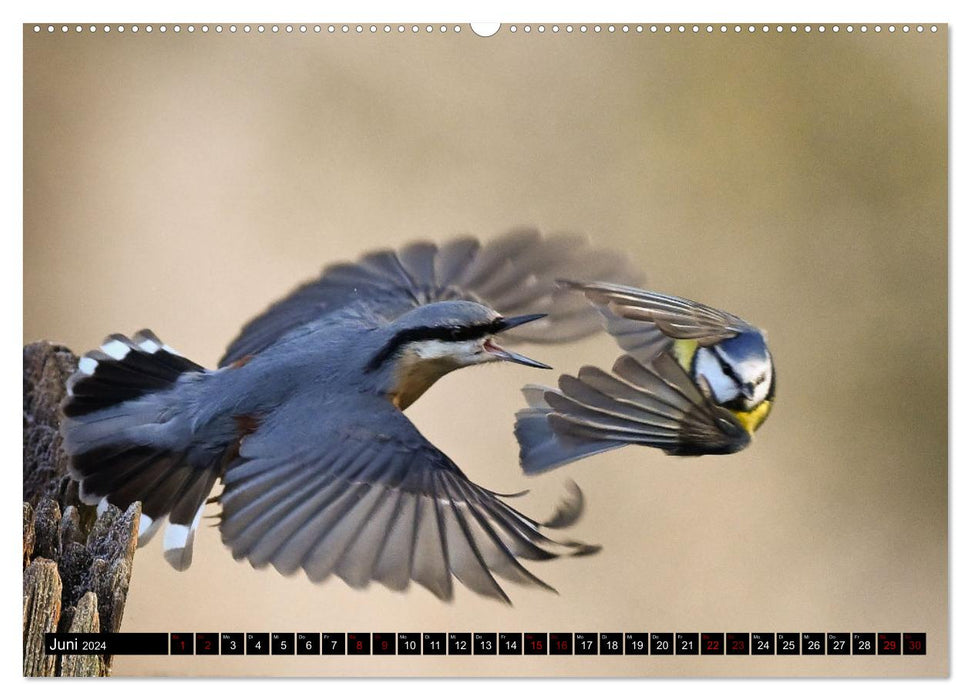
xmin=138 ymin=513 xmax=154 ymax=537
xmin=163 ymin=523 xmax=191 ymax=551
xmin=162 ymin=506 xmax=204 ymax=569
xmin=137 ymin=514 xmax=165 ymax=546
xmin=101 ymin=339 xmax=131 ymax=360
xmin=78 ymin=357 xmax=98 ymax=375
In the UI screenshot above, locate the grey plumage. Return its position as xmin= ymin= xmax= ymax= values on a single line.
xmin=221 ymin=229 xmax=640 ymax=367
xmin=60 ymin=230 xmax=640 ymax=602
xmin=217 ymin=391 xmax=597 ymax=602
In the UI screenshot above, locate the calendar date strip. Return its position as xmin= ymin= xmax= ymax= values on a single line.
xmin=45 ymin=632 xmax=927 ymax=656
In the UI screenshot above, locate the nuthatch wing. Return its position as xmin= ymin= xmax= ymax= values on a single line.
xmin=60 ymin=230 xmax=641 ymax=603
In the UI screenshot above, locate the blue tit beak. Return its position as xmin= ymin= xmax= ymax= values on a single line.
xmin=741 ymin=382 xmax=756 ymax=400
xmin=485 ymin=314 xmax=552 ymax=369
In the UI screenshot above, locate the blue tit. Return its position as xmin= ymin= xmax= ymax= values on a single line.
xmin=516 ymin=281 xmax=775 ymax=473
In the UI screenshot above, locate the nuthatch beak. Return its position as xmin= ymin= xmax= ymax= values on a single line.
xmin=485 ymin=313 xmax=552 ymax=369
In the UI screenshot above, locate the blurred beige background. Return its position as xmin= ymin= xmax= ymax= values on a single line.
xmin=23 ymin=25 xmax=947 ymax=677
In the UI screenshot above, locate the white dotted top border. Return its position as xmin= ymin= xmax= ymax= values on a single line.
xmin=30 ymin=23 xmax=941 ymax=36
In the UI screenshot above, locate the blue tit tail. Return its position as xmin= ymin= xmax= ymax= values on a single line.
xmin=60 ymin=330 xmax=218 ymax=570
xmin=515 ymin=384 xmax=627 ymax=475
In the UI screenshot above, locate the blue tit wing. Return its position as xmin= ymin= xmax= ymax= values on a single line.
xmin=516 ymin=352 xmax=751 ymax=473
xmin=217 ymin=393 xmax=598 ymax=604
xmin=220 ymin=230 xmax=642 ymax=366
xmin=560 ymin=281 xmax=756 ymax=364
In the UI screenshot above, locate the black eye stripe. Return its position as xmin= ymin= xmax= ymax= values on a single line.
xmin=435 ymin=320 xmax=504 ymax=343
xmin=366 ymin=319 xmax=503 ymax=372
xmin=712 ymin=347 xmax=742 ymax=385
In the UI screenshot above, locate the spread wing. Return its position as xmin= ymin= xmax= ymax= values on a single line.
xmin=217 ymin=393 xmax=598 ymax=604
xmin=561 ymin=281 xmax=755 ymax=365
xmin=220 ymin=230 xmax=642 ymax=367
xmin=516 ymin=352 xmax=751 ymax=473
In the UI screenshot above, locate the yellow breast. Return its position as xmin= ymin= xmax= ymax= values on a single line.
xmin=731 ymin=400 xmax=773 ymax=435
xmin=671 ymin=338 xmax=772 ymax=436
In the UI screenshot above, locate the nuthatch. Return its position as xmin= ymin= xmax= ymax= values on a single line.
xmin=61 ymin=230 xmax=641 ymax=603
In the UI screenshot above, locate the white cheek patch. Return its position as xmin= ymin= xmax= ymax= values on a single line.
xmin=693 ymin=348 xmax=738 ymax=404
xmin=412 ymin=339 xmax=481 ymax=362
xmin=751 ymin=382 xmax=771 ymax=405
xmin=412 ymin=339 xmax=451 ymax=360
xmin=748 ymin=362 xmax=773 ymax=405
xmin=728 ymin=355 xmax=773 ymax=403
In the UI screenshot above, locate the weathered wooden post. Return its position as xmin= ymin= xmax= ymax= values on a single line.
xmin=23 ymin=342 xmax=141 ymax=677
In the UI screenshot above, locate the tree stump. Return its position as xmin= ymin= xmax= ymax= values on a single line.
xmin=23 ymin=342 xmax=140 ymax=677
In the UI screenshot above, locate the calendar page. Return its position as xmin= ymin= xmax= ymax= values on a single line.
xmin=22 ymin=20 xmax=947 ymax=678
